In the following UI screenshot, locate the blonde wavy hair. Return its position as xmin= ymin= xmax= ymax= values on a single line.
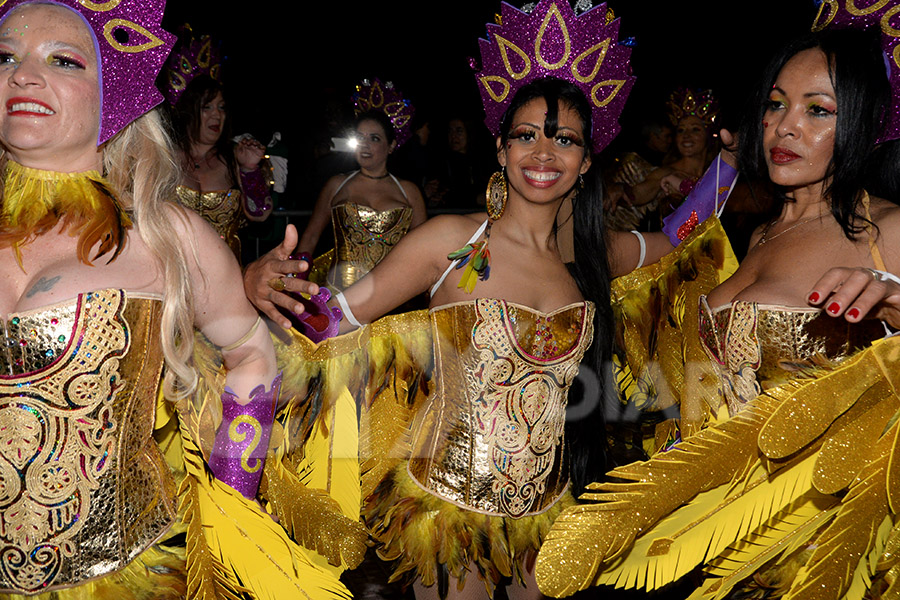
xmin=103 ymin=108 xmax=198 ymax=399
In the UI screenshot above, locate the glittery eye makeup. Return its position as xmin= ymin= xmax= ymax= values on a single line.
xmin=509 ymin=125 xmax=537 ymax=140
xmin=48 ymin=52 xmax=86 ymax=70
xmin=556 ymin=131 xmax=584 ymax=147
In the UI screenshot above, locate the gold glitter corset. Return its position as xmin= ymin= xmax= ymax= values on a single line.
xmin=0 ymin=289 xmax=175 ymax=594
xmin=329 ymin=203 xmax=413 ymax=289
xmin=408 ymin=299 xmax=594 ymax=518
xmin=698 ymin=297 xmax=884 ymax=415
xmin=176 ymin=185 xmax=244 ymax=257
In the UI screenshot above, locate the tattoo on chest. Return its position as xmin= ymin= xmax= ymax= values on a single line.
xmin=26 ymin=276 xmax=62 ymax=298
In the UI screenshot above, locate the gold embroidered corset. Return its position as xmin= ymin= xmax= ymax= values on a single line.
xmin=0 ymin=289 xmax=175 ymax=594
xmin=329 ymin=203 xmax=413 ymax=290
xmin=408 ymin=299 xmax=594 ymax=518
xmin=176 ymin=185 xmax=244 ymax=258
xmin=698 ymin=297 xmax=884 ymax=415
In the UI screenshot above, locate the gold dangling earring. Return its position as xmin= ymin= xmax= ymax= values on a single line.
xmin=486 ymin=169 xmax=507 ymax=221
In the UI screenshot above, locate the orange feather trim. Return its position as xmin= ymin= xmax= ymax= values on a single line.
xmin=0 ymin=160 xmax=132 ymax=267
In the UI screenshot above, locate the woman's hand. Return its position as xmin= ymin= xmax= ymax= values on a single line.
xmin=719 ymin=129 xmax=738 ymax=168
xmin=235 ymin=137 xmax=266 ymax=171
xmin=659 ymin=172 xmax=693 ymax=198
xmin=808 ymin=267 xmax=900 ymax=329
xmin=243 ymin=225 xmax=320 ymax=328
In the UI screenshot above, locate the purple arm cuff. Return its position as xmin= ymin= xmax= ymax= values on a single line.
xmin=241 ymin=167 xmax=272 ymax=217
xmin=293 ymin=286 xmax=343 ymax=343
xmin=662 ymin=154 xmax=738 ymax=246
xmin=208 ymin=373 xmax=281 ymax=498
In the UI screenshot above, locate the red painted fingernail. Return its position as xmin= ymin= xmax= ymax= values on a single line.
xmin=808 ymin=292 xmax=820 ymax=303
xmin=827 ymin=302 xmax=840 ymax=314
xmin=847 ymin=307 xmax=860 ymax=319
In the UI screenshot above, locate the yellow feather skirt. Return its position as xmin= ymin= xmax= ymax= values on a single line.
xmin=364 ymin=463 xmax=574 ymax=595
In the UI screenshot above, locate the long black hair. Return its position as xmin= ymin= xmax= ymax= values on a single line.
xmin=172 ymin=74 xmax=238 ymax=185
xmin=497 ymin=77 xmax=614 ymax=496
xmin=738 ymin=29 xmax=899 ymax=238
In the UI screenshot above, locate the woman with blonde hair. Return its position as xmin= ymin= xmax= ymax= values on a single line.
xmin=0 ymin=0 xmax=353 ymax=598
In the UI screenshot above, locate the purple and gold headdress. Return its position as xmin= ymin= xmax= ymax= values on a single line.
xmin=162 ymin=25 xmax=223 ymax=106
xmin=0 ymin=0 xmax=175 ymax=145
xmin=474 ymin=0 xmax=635 ymax=152
xmin=667 ymin=87 xmax=718 ymax=127
xmin=352 ymin=78 xmax=415 ymax=147
xmin=812 ymin=0 xmax=900 ymax=142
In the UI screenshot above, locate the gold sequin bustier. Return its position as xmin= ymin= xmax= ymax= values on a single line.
xmin=329 ymin=203 xmax=413 ymax=289
xmin=698 ymin=297 xmax=884 ymax=415
xmin=176 ymin=185 xmax=244 ymax=258
xmin=0 ymin=289 xmax=175 ymax=594
xmin=408 ymin=299 xmax=594 ymax=518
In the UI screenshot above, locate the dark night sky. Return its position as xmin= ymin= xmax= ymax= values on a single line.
xmin=162 ymin=1 xmax=820 ymax=168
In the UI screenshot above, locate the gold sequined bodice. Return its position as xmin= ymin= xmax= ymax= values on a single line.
xmin=176 ymin=185 xmax=244 ymax=258
xmin=329 ymin=203 xmax=413 ymax=289
xmin=698 ymin=297 xmax=884 ymax=415
xmin=408 ymin=299 xmax=594 ymax=518
xmin=0 ymin=289 xmax=175 ymax=594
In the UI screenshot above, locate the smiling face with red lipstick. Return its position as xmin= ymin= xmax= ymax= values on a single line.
xmin=763 ymin=48 xmax=836 ymax=194
xmin=498 ymin=97 xmax=590 ymax=206
xmin=0 ymin=4 xmax=100 ymax=172
xmin=197 ymin=91 xmax=225 ymax=146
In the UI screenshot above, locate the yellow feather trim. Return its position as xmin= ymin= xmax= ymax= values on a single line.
xmin=177 ymin=418 xmax=352 ymax=599
xmin=364 ymin=463 xmax=573 ymax=595
xmin=0 ymin=159 xmax=132 ymax=267
xmin=611 ymin=216 xmax=738 ymax=434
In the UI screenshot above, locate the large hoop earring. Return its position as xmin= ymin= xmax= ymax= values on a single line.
xmin=486 ymin=169 xmax=507 ymax=221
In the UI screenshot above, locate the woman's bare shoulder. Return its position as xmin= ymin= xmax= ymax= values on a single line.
xmin=869 ymin=196 xmax=900 ymax=231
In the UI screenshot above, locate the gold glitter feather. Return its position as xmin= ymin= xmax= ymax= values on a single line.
xmin=535 ymin=391 xmax=782 ymax=597
xmin=785 ymin=420 xmax=899 ymax=600
xmin=261 ymin=456 xmax=367 ymax=569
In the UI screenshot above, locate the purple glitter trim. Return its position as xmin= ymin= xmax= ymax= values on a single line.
xmin=0 ymin=0 xmax=175 ymax=145
xmin=474 ymin=0 xmax=635 ymax=152
xmin=208 ymin=373 xmax=280 ymax=499
xmin=812 ymin=0 xmax=900 ymax=143
xmin=162 ymin=25 xmax=223 ymax=106
xmin=353 ymin=78 xmax=415 ymax=147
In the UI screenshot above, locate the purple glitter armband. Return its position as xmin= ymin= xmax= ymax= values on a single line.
xmin=208 ymin=373 xmax=281 ymax=498
xmin=241 ymin=167 xmax=272 ymax=217
xmin=662 ymin=154 xmax=737 ymax=246
xmin=293 ymin=287 xmax=343 ymax=343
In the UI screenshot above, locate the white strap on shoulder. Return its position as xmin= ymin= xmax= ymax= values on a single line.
xmin=388 ymin=173 xmax=409 ymax=200
xmin=430 ymin=219 xmax=489 ymax=297
xmin=630 ymin=230 xmax=646 ymax=270
xmin=331 ymin=171 xmax=359 ymax=199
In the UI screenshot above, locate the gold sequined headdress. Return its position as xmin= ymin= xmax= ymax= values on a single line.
xmin=666 ymin=87 xmax=718 ymax=127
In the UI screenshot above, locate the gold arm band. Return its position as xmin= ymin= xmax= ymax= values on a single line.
xmin=222 ymin=316 xmax=262 ymax=352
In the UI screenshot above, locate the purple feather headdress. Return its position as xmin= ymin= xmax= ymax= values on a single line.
xmin=473 ymin=0 xmax=635 ymax=152
xmin=0 ymin=0 xmax=175 ymax=145
xmin=812 ymin=0 xmax=900 ymax=142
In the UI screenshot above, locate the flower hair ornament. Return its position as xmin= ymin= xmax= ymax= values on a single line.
xmin=666 ymin=87 xmax=718 ymax=126
xmin=473 ymin=0 xmax=635 ymax=152
xmin=0 ymin=0 xmax=175 ymax=144
xmin=812 ymin=0 xmax=900 ymax=142
xmin=162 ymin=24 xmax=223 ymax=106
xmin=352 ymin=78 xmax=415 ymax=147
